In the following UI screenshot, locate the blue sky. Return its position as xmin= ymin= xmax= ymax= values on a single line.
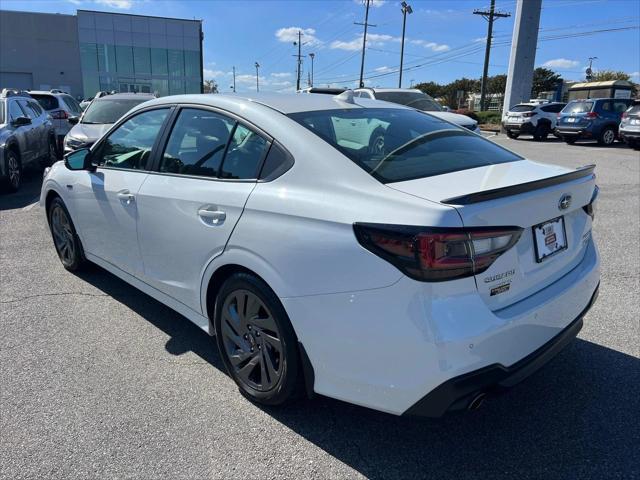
xmin=3 ymin=0 xmax=639 ymax=92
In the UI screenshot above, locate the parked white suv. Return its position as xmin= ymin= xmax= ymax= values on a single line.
xmin=29 ymin=90 xmax=83 ymax=153
xmin=354 ymin=88 xmax=481 ymax=133
xmin=502 ymin=102 xmax=565 ymax=140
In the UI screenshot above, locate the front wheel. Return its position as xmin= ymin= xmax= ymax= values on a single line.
xmin=506 ymin=129 xmax=519 ymax=139
xmin=564 ymin=137 xmax=577 ymax=145
xmin=48 ymin=197 xmax=87 ymax=271
xmin=533 ymin=123 xmax=550 ymax=141
xmin=598 ymin=127 xmax=616 ymax=146
xmin=215 ymin=273 xmax=303 ymax=406
xmin=1 ymin=150 xmax=21 ymax=193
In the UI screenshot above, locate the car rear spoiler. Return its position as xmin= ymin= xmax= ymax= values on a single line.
xmin=441 ymin=165 xmax=596 ymax=205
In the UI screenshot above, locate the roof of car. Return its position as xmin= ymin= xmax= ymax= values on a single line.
xmin=515 ymin=102 xmax=565 ymax=107
xmin=355 ymin=88 xmax=423 ymax=94
xmin=142 ymin=92 xmax=411 ymax=114
xmin=94 ymin=93 xmax=156 ymax=101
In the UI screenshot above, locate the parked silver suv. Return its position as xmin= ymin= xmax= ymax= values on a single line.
xmin=0 ymin=89 xmax=57 ymax=192
xmin=619 ymin=101 xmax=640 ymax=149
xmin=502 ymin=101 xmax=566 ymax=140
xmin=29 ymin=90 xmax=83 ymax=153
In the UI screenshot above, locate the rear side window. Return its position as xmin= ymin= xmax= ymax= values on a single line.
xmin=288 ymin=108 xmax=522 ymax=184
xmin=28 ymin=101 xmax=44 ymax=116
xmin=613 ymin=101 xmax=629 ymax=113
xmin=509 ymin=105 xmax=535 ymax=112
xmin=541 ymin=104 xmax=564 ymax=113
xmin=160 ymin=108 xmax=234 ymax=177
xmin=259 ymin=142 xmax=294 ymax=180
xmin=220 ymin=123 xmax=269 ymax=179
xmin=563 ymin=101 xmax=594 ymax=114
xmin=31 ymin=94 xmax=59 ymax=111
xmin=61 ymin=95 xmax=82 ymax=115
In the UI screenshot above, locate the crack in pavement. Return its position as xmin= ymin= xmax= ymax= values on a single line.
xmin=1 ymin=291 xmax=109 ymax=304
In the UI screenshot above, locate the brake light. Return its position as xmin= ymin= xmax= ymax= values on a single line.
xmin=582 ymin=185 xmax=599 ymax=220
xmin=621 ymin=112 xmax=628 ymax=119
xmin=353 ymin=224 xmax=523 ymax=282
xmin=522 ymin=112 xmax=537 ymax=118
xmin=585 ymin=112 xmax=598 ymax=119
xmin=51 ymin=110 xmax=68 ymax=120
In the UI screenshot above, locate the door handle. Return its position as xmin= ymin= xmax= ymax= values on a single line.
xmin=198 ymin=208 xmax=226 ymax=226
xmin=117 ymin=190 xmax=135 ymax=205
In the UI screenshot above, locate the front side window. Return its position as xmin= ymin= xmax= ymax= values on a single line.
xmin=289 ymin=108 xmax=522 ymax=184
xmin=160 ymin=108 xmax=234 ymax=177
xmin=8 ymin=101 xmax=26 ymax=121
xmin=95 ymin=108 xmax=169 ymax=170
xmin=17 ymin=100 xmax=37 ymax=119
xmin=220 ymin=124 xmax=269 ymax=179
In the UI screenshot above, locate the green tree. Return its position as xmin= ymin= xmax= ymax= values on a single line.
xmin=414 ymin=81 xmax=443 ymax=98
xmin=591 ymin=70 xmax=631 ymax=81
xmin=531 ymin=67 xmax=562 ymax=97
xmin=440 ymin=78 xmax=480 ymax=109
xmin=487 ymin=74 xmax=507 ymax=95
xmin=203 ymin=79 xmax=218 ymax=94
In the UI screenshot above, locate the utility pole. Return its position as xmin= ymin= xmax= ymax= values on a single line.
xmin=355 ymin=0 xmax=376 ymax=88
xmin=254 ymin=62 xmax=260 ymax=92
xmin=586 ymin=56 xmax=597 ymax=81
xmin=399 ymin=2 xmax=413 ymax=88
xmin=232 ymin=66 xmax=236 ymax=92
xmin=309 ymin=52 xmax=315 ymax=87
xmin=474 ymin=0 xmax=510 ymax=111
xmin=293 ymin=30 xmax=306 ymax=91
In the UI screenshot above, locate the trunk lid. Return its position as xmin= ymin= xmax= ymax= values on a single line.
xmin=388 ymin=160 xmax=596 ymax=310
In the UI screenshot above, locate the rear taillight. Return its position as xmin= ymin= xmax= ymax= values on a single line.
xmin=51 ymin=110 xmax=68 ymax=120
xmin=582 ymin=185 xmax=599 ymax=220
xmin=353 ymin=224 xmax=523 ymax=282
xmin=585 ymin=112 xmax=598 ymax=119
xmin=621 ymin=112 xmax=628 ymax=119
xmin=522 ymin=112 xmax=537 ymax=118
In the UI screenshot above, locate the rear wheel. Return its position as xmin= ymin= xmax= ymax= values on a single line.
xmin=598 ymin=126 xmax=616 ymax=146
xmin=533 ymin=123 xmax=550 ymax=141
xmin=215 ymin=273 xmax=302 ymax=406
xmin=41 ymin=137 xmax=57 ymax=168
xmin=1 ymin=149 xmax=22 ymax=193
xmin=47 ymin=197 xmax=87 ymax=271
xmin=564 ymin=136 xmax=577 ymax=145
xmin=506 ymin=129 xmax=519 ymax=139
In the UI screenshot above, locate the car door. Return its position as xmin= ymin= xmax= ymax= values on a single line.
xmin=136 ymin=107 xmax=271 ymax=312
xmin=8 ymin=100 xmax=35 ymax=163
xmin=70 ymin=107 xmax=172 ymax=276
xmin=19 ymin=99 xmax=47 ymax=157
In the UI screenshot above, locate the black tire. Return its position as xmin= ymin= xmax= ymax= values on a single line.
xmin=598 ymin=126 xmax=616 ymax=146
xmin=368 ymin=127 xmax=386 ymax=155
xmin=533 ymin=122 xmax=550 ymax=141
xmin=506 ymin=129 xmax=519 ymax=139
xmin=214 ymin=272 xmax=303 ymax=406
xmin=564 ymin=137 xmax=577 ymax=145
xmin=1 ymin=149 xmax=22 ymax=193
xmin=41 ymin=137 xmax=58 ymax=168
xmin=47 ymin=197 xmax=87 ymax=271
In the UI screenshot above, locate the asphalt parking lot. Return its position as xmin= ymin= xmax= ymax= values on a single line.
xmin=1 ymin=137 xmax=638 ymax=479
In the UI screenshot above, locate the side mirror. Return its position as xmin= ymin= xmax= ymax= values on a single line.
xmin=64 ymin=148 xmax=94 ymax=171
xmin=13 ymin=116 xmax=31 ymax=127
xmin=68 ymin=116 xmax=80 ymax=125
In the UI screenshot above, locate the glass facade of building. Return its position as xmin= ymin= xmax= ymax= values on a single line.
xmin=77 ymin=10 xmax=202 ymax=98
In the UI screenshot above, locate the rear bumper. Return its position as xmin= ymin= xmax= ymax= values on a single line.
xmin=503 ymin=121 xmax=535 ymax=134
xmin=404 ymin=284 xmax=598 ymax=417
xmin=555 ymin=127 xmax=594 ymax=139
xmin=619 ymin=129 xmax=640 ymax=140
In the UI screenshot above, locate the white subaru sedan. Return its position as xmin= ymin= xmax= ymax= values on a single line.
xmin=41 ymin=92 xmax=600 ymax=416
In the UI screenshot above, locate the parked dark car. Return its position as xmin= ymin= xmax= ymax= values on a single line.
xmin=555 ymin=98 xmax=632 ymax=145
xmin=619 ymin=101 xmax=640 ymax=149
xmin=0 ymin=89 xmax=57 ymax=192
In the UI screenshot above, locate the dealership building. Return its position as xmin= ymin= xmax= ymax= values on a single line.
xmin=0 ymin=9 xmax=203 ymax=99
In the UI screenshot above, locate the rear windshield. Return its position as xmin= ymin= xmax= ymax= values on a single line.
xmin=509 ymin=105 xmax=536 ymax=112
xmin=374 ymin=92 xmax=443 ymax=112
xmin=562 ymin=101 xmax=594 ymax=114
xmin=31 ymin=94 xmax=59 ymax=111
xmin=628 ymin=104 xmax=640 ymax=114
xmin=288 ymin=108 xmax=522 ymax=184
xmin=82 ymin=98 xmax=149 ymax=124
xmin=61 ymin=94 xmax=82 ymax=115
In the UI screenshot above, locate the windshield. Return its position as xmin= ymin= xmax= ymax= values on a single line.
xmin=374 ymin=91 xmax=443 ymax=112
xmin=82 ymin=98 xmax=148 ymax=124
xmin=563 ymin=101 xmax=594 ymax=114
xmin=288 ymin=108 xmax=521 ymax=183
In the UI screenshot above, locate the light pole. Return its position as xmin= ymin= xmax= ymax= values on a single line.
xmin=309 ymin=53 xmax=315 ymax=87
xmin=232 ymin=66 xmax=236 ymax=92
xmin=586 ymin=57 xmax=597 ymax=81
xmin=399 ymin=1 xmax=412 ymax=88
xmin=254 ymin=62 xmax=260 ymax=92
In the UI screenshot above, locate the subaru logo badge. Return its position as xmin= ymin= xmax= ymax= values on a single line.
xmin=558 ymin=194 xmax=572 ymax=210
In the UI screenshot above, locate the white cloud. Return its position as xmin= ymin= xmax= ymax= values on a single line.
xmin=331 ymin=33 xmax=399 ymax=51
xmin=66 ymin=0 xmax=83 ymax=5
xmin=542 ymin=58 xmax=581 ymax=69
xmin=235 ymin=74 xmax=263 ymax=85
xmin=629 ymin=71 xmax=640 ymax=79
xmin=353 ymin=0 xmax=386 ymax=6
xmin=95 ymin=0 xmax=132 ymax=8
xmin=275 ymin=27 xmax=321 ymax=46
xmin=203 ymin=68 xmax=230 ymax=79
xmin=271 ymin=72 xmax=292 ymax=78
xmin=374 ymin=65 xmax=393 ymax=73
xmin=330 ymin=38 xmax=363 ymax=51
xmin=473 ymin=36 xmax=487 ymax=43
xmin=410 ymin=39 xmax=450 ymax=52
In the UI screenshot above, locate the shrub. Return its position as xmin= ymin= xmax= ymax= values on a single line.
xmin=475 ymin=111 xmax=502 ymax=125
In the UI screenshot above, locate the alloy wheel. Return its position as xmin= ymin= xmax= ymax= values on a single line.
xmin=50 ymin=205 xmax=76 ymax=265
xmin=7 ymin=155 xmax=20 ymax=189
xmin=49 ymin=140 xmax=57 ymax=163
xmin=603 ymin=129 xmax=615 ymax=145
xmin=220 ymin=289 xmax=283 ymax=392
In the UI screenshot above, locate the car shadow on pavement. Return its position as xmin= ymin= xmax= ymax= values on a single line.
xmin=0 ymin=174 xmax=43 ymax=210
xmin=75 ymin=266 xmax=639 ymax=480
